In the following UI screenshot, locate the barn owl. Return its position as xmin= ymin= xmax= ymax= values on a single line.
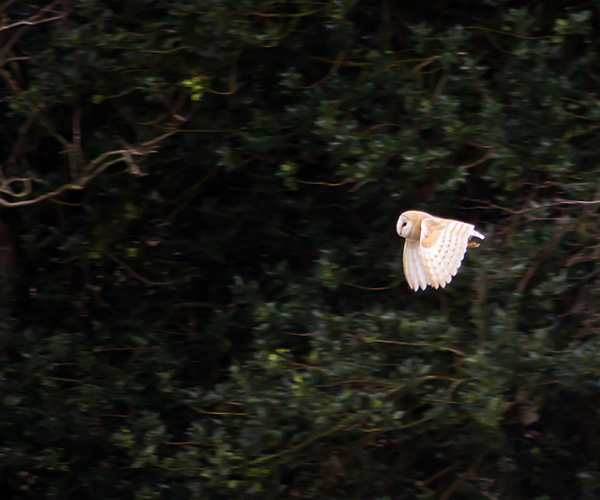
xmin=396 ymin=211 xmax=484 ymax=291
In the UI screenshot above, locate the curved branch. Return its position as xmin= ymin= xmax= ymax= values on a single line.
xmin=0 ymin=129 xmax=177 ymax=207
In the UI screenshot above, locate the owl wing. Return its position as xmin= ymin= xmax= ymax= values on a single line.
xmin=402 ymin=238 xmax=429 ymax=291
xmin=419 ymin=217 xmax=474 ymax=289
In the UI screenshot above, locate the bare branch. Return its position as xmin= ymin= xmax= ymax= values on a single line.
xmin=0 ymin=4 xmax=185 ymax=209
xmin=0 ymin=177 xmax=32 ymax=197
xmin=0 ymin=2 xmax=65 ymax=33
xmin=0 ymin=128 xmax=177 ymax=207
xmin=0 ymin=2 xmax=67 ymax=67
xmin=0 ymin=68 xmax=71 ymax=149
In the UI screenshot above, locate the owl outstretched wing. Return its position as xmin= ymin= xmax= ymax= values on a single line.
xmin=402 ymin=238 xmax=429 ymax=291
xmin=419 ymin=217 xmax=475 ymax=289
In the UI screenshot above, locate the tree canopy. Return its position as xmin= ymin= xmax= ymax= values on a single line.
xmin=2 ymin=1 xmax=600 ymax=499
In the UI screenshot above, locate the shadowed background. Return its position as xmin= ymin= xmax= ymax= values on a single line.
xmin=1 ymin=1 xmax=600 ymax=498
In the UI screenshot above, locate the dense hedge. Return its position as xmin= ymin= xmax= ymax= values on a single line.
xmin=2 ymin=1 xmax=600 ymax=499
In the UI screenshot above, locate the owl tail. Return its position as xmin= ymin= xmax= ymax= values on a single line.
xmin=468 ymin=229 xmax=485 ymax=248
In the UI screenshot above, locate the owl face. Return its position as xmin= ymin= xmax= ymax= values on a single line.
xmin=396 ymin=210 xmax=484 ymax=291
xmin=396 ymin=215 xmax=412 ymax=238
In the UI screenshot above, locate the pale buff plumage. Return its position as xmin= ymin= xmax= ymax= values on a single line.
xmin=396 ymin=210 xmax=484 ymax=291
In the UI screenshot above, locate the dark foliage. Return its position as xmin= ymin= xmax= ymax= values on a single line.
xmin=1 ymin=1 xmax=600 ymax=499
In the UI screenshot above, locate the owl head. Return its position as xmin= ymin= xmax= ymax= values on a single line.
xmin=396 ymin=214 xmax=410 ymax=238
xmin=396 ymin=214 xmax=414 ymax=238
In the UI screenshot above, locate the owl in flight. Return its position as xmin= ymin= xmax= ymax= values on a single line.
xmin=396 ymin=211 xmax=484 ymax=291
